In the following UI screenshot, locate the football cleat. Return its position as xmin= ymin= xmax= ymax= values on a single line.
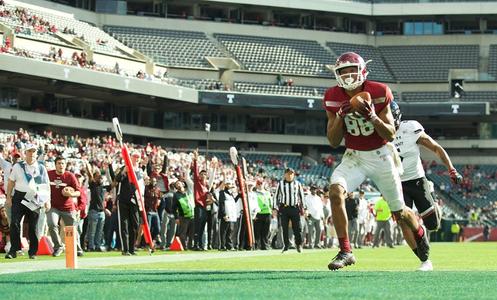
xmin=328 ymin=251 xmax=356 ymax=271
xmin=416 ymin=225 xmax=430 ymax=262
xmin=418 ymin=259 xmax=433 ymax=272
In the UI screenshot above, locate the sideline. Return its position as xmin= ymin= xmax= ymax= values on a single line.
xmin=0 ymin=249 xmax=288 ymax=274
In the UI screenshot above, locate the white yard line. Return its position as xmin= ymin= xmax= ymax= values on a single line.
xmin=0 ymin=250 xmax=288 ymax=274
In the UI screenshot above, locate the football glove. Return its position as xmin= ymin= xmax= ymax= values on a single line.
xmin=357 ymin=100 xmax=377 ymax=121
xmin=337 ymin=101 xmax=352 ymax=118
xmin=449 ymin=168 xmax=462 ymax=185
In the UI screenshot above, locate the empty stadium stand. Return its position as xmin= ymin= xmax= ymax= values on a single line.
xmin=462 ymin=91 xmax=497 ymax=102
xmin=401 ymin=91 xmax=497 ymax=102
xmin=326 ymin=42 xmax=395 ymax=82
xmin=215 ymin=34 xmax=334 ymax=77
xmin=234 ymin=82 xmax=326 ymax=97
xmin=105 ymin=26 xmax=225 ymax=68
xmin=380 ymin=45 xmax=479 ymax=82
xmin=176 ymin=78 xmax=224 ymax=90
xmin=401 ymin=91 xmax=450 ymax=102
xmin=487 ymin=44 xmax=497 ymax=79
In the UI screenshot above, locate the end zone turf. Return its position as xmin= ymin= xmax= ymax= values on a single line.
xmin=0 ymin=243 xmax=495 ymax=299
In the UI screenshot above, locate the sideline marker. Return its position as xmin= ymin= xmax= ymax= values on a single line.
xmin=64 ymin=226 xmax=77 ymax=269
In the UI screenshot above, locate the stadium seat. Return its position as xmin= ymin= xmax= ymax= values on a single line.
xmin=215 ymin=33 xmax=334 ymax=76
xmin=105 ymin=26 xmax=226 ymax=68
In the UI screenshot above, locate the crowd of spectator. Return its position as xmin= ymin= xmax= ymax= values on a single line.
xmin=0 ymin=2 xmax=99 ymax=47
xmin=0 ymin=5 xmax=57 ymax=35
xmin=425 ymin=160 xmax=497 ymax=225
xmin=0 ymin=127 xmax=493 ymax=257
xmin=0 ymin=127 xmax=426 ymax=257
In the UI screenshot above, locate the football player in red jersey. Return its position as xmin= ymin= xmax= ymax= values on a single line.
xmin=324 ymin=52 xmax=430 ymax=270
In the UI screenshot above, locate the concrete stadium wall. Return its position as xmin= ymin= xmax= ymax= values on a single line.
xmin=197 ymin=0 xmax=497 ymax=16
xmin=0 ymin=107 xmax=329 ymax=146
xmin=201 ymin=0 xmax=372 ymax=16
xmin=372 ymin=2 xmax=497 ymax=16
xmin=18 ymin=0 xmax=497 ymax=21
xmin=0 ymin=54 xmax=198 ymax=103
xmin=166 ymin=67 xmax=220 ymax=81
xmin=231 ymin=71 xmax=332 ymax=87
xmin=92 ymin=52 xmax=146 ymax=73
xmin=15 ymin=37 xmax=83 ymax=58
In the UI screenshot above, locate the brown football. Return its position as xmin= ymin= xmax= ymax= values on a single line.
xmin=62 ymin=186 xmax=75 ymax=196
xmin=350 ymin=91 xmax=372 ymax=112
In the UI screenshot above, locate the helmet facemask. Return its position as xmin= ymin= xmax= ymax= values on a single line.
xmin=334 ymin=65 xmax=368 ymax=91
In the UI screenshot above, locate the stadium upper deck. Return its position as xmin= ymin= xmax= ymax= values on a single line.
xmin=0 ymin=0 xmax=496 ymax=214
xmin=0 ymin=0 xmax=497 ymax=145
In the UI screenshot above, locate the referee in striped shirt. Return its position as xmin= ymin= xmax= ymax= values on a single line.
xmin=275 ymin=168 xmax=305 ymax=253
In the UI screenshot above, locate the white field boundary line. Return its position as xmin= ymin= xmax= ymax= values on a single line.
xmin=465 ymin=232 xmax=483 ymax=242
xmin=0 ymin=249 xmax=301 ymax=275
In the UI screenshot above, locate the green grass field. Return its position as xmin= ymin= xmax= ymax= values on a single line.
xmin=1 ymin=243 xmax=496 ymax=299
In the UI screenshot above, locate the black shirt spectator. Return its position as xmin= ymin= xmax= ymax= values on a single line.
xmin=89 ymin=181 xmax=105 ymax=212
xmin=162 ymin=187 xmax=175 ymax=214
xmin=144 ymin=180 xmax=160 ymax=213
xmin=346 ymin=194 xmax=359 ymax=221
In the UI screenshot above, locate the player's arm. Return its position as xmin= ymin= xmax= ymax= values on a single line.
xmin=86 ymin=162 xmax=94 ymax=182
xmin=416 ymin=132 xmax=462 ymax=185
xmin=369 ymin=104 xmax=396 ymax=142
xmin=326 ymin=110 xmax=345 ymax=148
xmin=274 ymin=182 xmax=282 ymax=208
xmin=417 ymin=132 xmax=455 ymax=170
xmin=6 ymin=179 xmax=14 ymax=207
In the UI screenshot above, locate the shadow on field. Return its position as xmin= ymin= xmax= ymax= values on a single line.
xmin=6 ymin=270 xmax=370 ymax=285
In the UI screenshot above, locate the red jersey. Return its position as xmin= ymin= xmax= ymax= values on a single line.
xmin=193 ymin=158 xmax=209 ymax=208
xmin=323 ymin=80 xmax=393 ymax=151
xmin=48 ymin=170 xmax=80 ymax=212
